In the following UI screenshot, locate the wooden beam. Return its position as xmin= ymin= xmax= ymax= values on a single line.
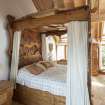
xmin=41 ymin=30 xmax=67 ymax=35
xmin=12 ymin=6 xmax=89 ymax=31
xmin=7 ymin=15 xmax=16 ymax=66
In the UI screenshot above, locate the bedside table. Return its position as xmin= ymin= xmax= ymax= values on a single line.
xmin=0 ymin=80 xmax=13 ymax=105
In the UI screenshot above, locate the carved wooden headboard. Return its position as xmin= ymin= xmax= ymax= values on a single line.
xmin=8 ymin=29 xmax=42 ymax=68
xmin=19 ymin=30 xmax=42 ymax=67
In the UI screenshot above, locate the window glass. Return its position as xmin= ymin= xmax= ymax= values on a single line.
xmin=57 ymin=45 xmax=65 ymax=60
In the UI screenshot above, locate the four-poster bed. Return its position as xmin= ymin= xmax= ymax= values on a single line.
xmin=7 ymin=4 xmax=91 ymax=105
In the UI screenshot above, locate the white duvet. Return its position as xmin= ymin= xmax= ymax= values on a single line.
xmin=16 ymin=64 xmax=67 ymax=96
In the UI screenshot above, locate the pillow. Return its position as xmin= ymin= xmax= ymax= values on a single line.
xmin=36 ymin=61 xmax=54 ymax=71
xmin=26 ymin=64 xmax=44 ymax=75
xmin=38 ymin=61 xmax=54 ymax=69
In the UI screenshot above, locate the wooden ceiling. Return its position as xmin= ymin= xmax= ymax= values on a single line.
xmin=32 ymin=0 xmax=88 ymax=11
xmin=91 ymin=0 xmax=105 ymax=21
xmin=32 ymin=0 xmax=86 ymax=32
xmin=32 ymin=0 xmax=54 ymax=11
xmin=31 ymin=0 xmax=105 ymax=34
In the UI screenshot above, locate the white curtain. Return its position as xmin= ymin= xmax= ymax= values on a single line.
xmin=66 ymin=21 xmax=90 ymax=105
xmin=42 ymin=34 xmax=47 ymax=60
xmin=10 ymin=31 xmax=21 ymax=87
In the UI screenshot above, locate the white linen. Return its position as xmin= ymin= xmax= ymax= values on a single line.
xmin=10 ymin=31 xmax=21 ymax=87
xmin=67 ymin=21 xmax=90 ymax=105
xmin=17 ymin=64 xmax=67 ymax=96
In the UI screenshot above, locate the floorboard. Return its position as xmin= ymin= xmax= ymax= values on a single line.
xmin=92 ymin=75 xmax=105 ymax=105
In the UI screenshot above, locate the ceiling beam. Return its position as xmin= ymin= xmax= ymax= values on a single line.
xmin=12 ymin=6 xmax=89 ymax=31
xmin=41 ymin=30 xmax=67 ymax=35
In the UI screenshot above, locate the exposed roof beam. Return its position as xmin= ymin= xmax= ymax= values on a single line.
xmin=12 ymin=6 xmax=89 ymax=31
xmin=41 ymin=30 xmax=67 ymax=36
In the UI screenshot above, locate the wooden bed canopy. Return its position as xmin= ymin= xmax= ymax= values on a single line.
xmin=7 ymin=5 xmax=90 ymax=67
xmin=11 ymin=6 xmax=89 ymax=31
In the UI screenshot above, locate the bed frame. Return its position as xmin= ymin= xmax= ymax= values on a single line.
xmin=7 ymin=6 xmax=91 ymax=105
xmin=14 ymin=84 xmax=66 ymax=105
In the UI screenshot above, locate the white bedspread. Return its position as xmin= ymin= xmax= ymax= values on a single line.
xmin=16 ymin=64 xmax=67 ymax=96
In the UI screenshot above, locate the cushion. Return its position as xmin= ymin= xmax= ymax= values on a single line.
xmin=36 ymin=61 xmax=54 ymax=70
xmin=26 ymin=64 xmax=44 ymax=75
xmin=39 ymin=61 xmax=54 ymax=69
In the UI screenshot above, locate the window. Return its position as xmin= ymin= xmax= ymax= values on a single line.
xmin=100 ymin=44 xmax=105 ymax=70
xmin=46 ymin=34 xmax=68 ymax=61
xmin=56 ymin=34 xmax=68 ymax=60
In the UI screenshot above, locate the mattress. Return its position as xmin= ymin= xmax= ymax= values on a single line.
xmin=16 ymin=64 xmax=67 ymax=96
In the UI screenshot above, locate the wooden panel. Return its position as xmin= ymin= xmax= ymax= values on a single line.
xmin=14 ymin=84 xmax=65 ymax=105
xmin=91 ymin=22 xmax=101 ymax=76
xmin=91 ymin=22 xmax=103 ymax=41
xmin=19 ymin=30 xmax=42 ymax=67
xmin=91 ymin=44 xmax=99 ymax=76
xmin=91 ymin=0 xmax=105 ymax=21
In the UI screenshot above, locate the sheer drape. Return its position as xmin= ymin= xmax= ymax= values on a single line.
xmin=10 ymin=31 xmax=21 ymax=86
xmin=42 ymin=34 xmax=47 ymax=60
xmin=66 ymin=21 xmax=90 ymax=105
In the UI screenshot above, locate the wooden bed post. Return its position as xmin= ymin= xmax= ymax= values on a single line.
xmin=88 ymin=18 xmax=92 ymax=105
xmin=88 ymin=0 xmax=92 ymax=104
xmin=7 ymin=15 xmax=15 ymax=67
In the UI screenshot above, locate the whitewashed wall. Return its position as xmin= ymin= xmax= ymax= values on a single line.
xmin=0 ymin=0 xmax=37 ymax=80
xmin=0 ymin=15 xmax=9 ymax=80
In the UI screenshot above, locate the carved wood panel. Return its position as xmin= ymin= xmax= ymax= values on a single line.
xmin=19 ymin=30 xmax=42 ymax=68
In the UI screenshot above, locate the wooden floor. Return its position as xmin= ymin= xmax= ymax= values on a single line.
xmin=92 ymin=75 xmax=105 ymax=105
